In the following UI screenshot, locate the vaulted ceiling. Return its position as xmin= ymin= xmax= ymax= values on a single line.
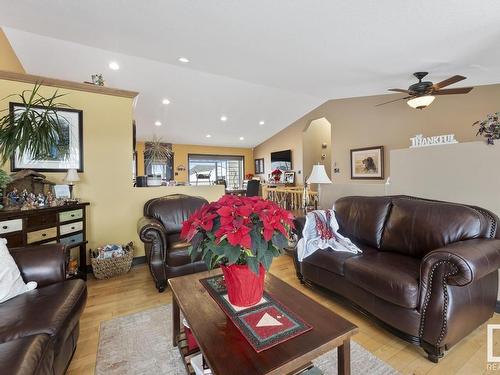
xmin=1 ymin=1 xmax=500 ymax=147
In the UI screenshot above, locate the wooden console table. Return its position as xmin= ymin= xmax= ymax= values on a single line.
xmin=0 ymin=202 xmax=90 ymax=280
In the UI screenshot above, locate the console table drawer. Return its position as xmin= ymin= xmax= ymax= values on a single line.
xmin=60 ymin=233 xmax=83 ymax=246
xmin=2 ymin=232 xmax=23 ymax=247
xmin=27 ymin=227 xmax=57 ymax=244
xmin=60 ymin=221 xmax=83 ymax=235
xmin=0 ymin=219 xmax=23 ymax=234
xmin=59 ymin=209 xmax=83 ymax=223
xmin=26 ymin=213 xmax=57 ymax=230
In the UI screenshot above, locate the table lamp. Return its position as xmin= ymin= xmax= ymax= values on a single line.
xmin=304 ymin=164 xmax=332 ymax=209
xmin=64 ymin=169 xmax=80 ymax=202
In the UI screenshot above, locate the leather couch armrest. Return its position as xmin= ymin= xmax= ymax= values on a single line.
xmin=9 ymin=244 xmax=67 ymax=287
xmin=137 ymin=216 xmax=168 ymax=248
xmin=421 ymin=239 xmax=500 ymax=287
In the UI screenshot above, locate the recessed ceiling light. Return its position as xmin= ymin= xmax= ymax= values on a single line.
xmin=220 ymin=116 xmax=228 ymax=122
xmin=162 ymin=99 xmax=170 ymax=105
xmin=239 ymin=136 xmax=245 ymax=141
xmin=178 ymin=57 xmax=190 ymax=63
xmin=108 ymin=61 xmax=120 ymax=70
xmin=259 ymin=121 xmax=265 ymax=125
xmin=154 ymin=121 xmax=162 ymax=126
xmin=206 ymin=134 xmax=212 ymax=138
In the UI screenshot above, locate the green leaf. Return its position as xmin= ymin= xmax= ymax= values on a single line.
xmin=191 ymin=232 xmax=204 ymax=251
xmin=246 ymin=256 xmax=260 ymax=275
xmin=272 ymin=232 xmax=288 ymax=250
xmin=250 ymin=226 xmax=264 ymax=257
xmin=222 ymin=243 xmax=241 ymax=265
xmin=202 ymin=249 xmax=214 ymax=269
xmin=261 ymin=252 xmax=274 ymax=271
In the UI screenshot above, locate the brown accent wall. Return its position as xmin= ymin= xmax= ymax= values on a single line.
xmin=254 ymin=83 xmax=500 ymax=184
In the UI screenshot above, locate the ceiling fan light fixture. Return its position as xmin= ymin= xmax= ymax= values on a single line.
xmin=407 ymin=95 xmax=435 ymax=109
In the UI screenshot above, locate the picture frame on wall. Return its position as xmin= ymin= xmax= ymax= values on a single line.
xmin=10 ymin=103 xmax=84 ymax=172
xmin=350 ymin=146 xmax=384 ymax=179
xmin=254 ymin=158 xmax=264 ymax=174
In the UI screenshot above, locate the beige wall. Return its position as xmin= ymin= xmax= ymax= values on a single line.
xmin=0 ymin=28 xmax=24 ymax=73
xmin=303 ymin=117 xmax=332 ymax=181
xmin=0 ymin=78 xmax=224 ymax=259
xmin=254 ymin=83 xmax=500 ymax=185
xmin=136 ymin=141 xmax=254 ymax=183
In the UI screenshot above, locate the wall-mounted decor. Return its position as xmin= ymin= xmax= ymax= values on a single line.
xmin=271 ymin=149 xmax=292 ymax=171
xmin=254 ymin=158 xmax=264 ymax=174
xmin=350 ymin=146 xmax=384 ymax=180
xmin=473 ymin=112 xmax=500 ymax=145
xmin=10 ymin=103 xmax=84 ymax=172
xmin=409 ymin=133 xmax=458 ymax=148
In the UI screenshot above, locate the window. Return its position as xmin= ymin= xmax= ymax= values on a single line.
xmin=188 ymin=154 xmax=244 ymax=187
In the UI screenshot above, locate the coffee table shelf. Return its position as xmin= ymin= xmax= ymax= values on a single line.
xmin=175 ymin=329 xmax=199 ymax=375
xmin=169 ymin=270 xmax=358 ymax=375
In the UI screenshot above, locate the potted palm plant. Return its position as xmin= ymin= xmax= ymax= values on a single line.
xmin=144 ymin=136 xmax=172 ymax=185
xmin=181 ymin=194 xmax=294 ymax=307
xmin=0 ymin=83 xmax=70 ymax=164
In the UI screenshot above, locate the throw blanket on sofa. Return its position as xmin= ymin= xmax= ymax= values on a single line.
xmin=297 ymin=209 xmax=361 ymax=261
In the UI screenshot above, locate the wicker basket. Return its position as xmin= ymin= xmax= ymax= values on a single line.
xmin=91 ymin=242 xmax=134 ymax=280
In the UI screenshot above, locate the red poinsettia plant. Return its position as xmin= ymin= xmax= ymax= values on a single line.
xmin=181 ymin=195 xmax=294 ymax=274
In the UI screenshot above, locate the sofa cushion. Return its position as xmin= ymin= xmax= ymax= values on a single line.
xmin=0 ymin=334 xmax=54 ymax=375
xmin=0 ymin=280 xmax=87 ymax=347
xmin=167 ymin=241 xmax=191 ymax=267
xmin=343 ymin=251 xmax=420 ymax=309
xmin=302 ymin=244 xmax=376 ymax=276
xmin=381 ymin=198 xmax=484 ymax=258
xmin=334 ymin=196 xmax=392 ymax=249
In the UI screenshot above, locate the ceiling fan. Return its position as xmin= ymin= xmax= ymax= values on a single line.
xmin=377 ymin=72 xmax=474 ymax=109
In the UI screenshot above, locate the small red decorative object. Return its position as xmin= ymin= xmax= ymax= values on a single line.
xmin=182 ymin=319 xmax=199 ymax=352
xmin=221 ymin=264 xmax=265 ymax=307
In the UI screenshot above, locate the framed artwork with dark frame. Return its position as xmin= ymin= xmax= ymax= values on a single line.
xmin=350 ymin=146 xmax=384 ymax=180
xmin=10 ymin=103 xmax=84 ymax=172
xmin=254 ymin=158 xmax=264 ymax=174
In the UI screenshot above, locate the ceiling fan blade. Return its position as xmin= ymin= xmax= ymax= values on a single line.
xmin=433 ymin=75 xmax=466 ymax=89
xmin=388 ymin=88 xmax=411 ymax=94
xmin=376 ymin=96 xmax=413 ymax=107
xmin=433 ymin=87 xmax=474 ymax=95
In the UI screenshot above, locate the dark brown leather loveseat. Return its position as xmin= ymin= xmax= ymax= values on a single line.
xmin=0 ymin=244 xmax=87 ymax=374
xmin=138 ymin=194 xmax=208 ymax=292
xmin=294 ymin=195 xmax=500 ymax=362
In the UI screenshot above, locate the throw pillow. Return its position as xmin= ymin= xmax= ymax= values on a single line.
xmin=0 ymin=238 xmax=37 ymax=303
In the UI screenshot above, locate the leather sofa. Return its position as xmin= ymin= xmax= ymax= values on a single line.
xmin=0 ymin=244 xmax=87 ymax=374
xmin=294 ymin=195 xmax=500 ymax=362
xmin=137 ymin=194 xmax=208 ymax=292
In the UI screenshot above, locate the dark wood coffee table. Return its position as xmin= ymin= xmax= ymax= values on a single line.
xmin=169 ymin=269 xmax=358 ymax=375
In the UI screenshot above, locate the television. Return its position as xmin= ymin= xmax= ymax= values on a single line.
xmin=271 ymin=149 xmax=292 ymax=171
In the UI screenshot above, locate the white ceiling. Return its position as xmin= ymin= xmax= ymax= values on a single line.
xmin=1 ymin=1 xmax=500 ymax=147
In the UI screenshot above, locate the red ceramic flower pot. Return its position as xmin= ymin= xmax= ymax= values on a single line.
xmin=221 ymin=264 xmax=265 ymax=307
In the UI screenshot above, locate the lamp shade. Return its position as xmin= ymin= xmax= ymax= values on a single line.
xmin=307 ymin=164 xmax=332 ymax=184
xmin=64 ymin=169 xmax=80 ymax=183
xmin=407 ymin=95 xmax=435 ymax=109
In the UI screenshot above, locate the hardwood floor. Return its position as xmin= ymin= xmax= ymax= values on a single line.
xmin=67 ymin=255 xmax=498 ymax=375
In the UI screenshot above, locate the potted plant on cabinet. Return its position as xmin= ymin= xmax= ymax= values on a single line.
xmin=181 ymin=194 xmax=294 ymax=307
xmin=473 ymin=112 xmax=500 ymax=145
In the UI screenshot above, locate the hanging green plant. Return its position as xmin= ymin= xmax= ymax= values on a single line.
xmin=0 ymin=82 xmax=70 ymax=164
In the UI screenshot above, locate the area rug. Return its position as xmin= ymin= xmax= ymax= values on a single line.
xmin=95 ymin=304 xmax=399 ymax=375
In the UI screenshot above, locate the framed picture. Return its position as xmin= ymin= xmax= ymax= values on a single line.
xmin=283 ymin=171 xmax=295 ymax=185
xmin=254 ymin=158 xmax=264 ymax=174
xmin=350 ymin=146 xmax=384 ymax=179
xmin=10 ymin=103 xmax=83 ymax=172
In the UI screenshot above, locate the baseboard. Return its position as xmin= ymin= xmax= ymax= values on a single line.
xmin=495 ymin=300 xmax=500 ymax=313
xmin=132 ymin=256 xmax=146 ymax=266
xmin=85 ymin=256 xmax=146 ymax=274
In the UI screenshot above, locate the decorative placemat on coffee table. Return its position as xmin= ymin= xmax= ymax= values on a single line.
xmin=200 ymin=274 xmax=312 ymax=352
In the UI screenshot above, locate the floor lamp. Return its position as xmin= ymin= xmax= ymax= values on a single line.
xmin=305 ymin=164 xmax=332 ymax=210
